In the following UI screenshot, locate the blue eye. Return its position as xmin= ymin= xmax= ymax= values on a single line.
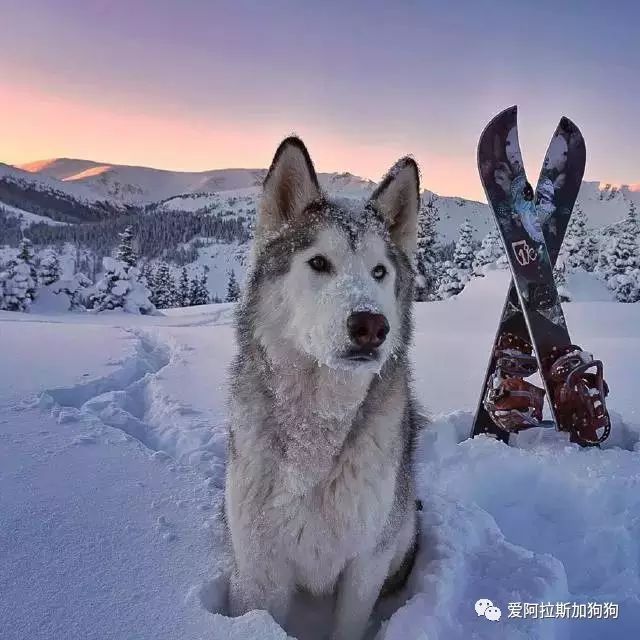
xmin=372 ymin=264 xmax=387 ymax=280
xmin=308 ymin=255 xmax=331 ymax=273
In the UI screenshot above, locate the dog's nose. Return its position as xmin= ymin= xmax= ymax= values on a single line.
xmin=347 ymin=312 xmax=389 ymax=349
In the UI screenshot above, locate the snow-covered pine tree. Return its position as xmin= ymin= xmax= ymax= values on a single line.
xmin=436 ymin=260 xmax=465 ymax=299
xmin=596 ymin=236 xmax=613 ymax=277
xmin=151 ymin=262 xmax=177 ymax=309
xmin=612 ymin=270 xmax=640 ymax=303
xmin=226 ymin=269 xmax=241 ymax=302
xmin=472 ymin=226 xmax=504 ymax=274
xmin=116 ymin=226 xmax=138 ymax=268
xmin=139 ymin=262 xmax=155 ymax=289
xmin=38 ymin=248 xmax=61 ymax=286
xmin=176 ymin=267 xmax=191 ymax=307
xmin=0 ymin=238 xmax=38 ymax=311
xmin=189 ymin=271 xmax=210 ymax=306
xmin=584 ymin=234 xmax=600 ymax=272
xmin=560 ymin=204 xmax=588 ymax=271
xmin=414 ymin=198 xmax=439 ymax=301
xmin=594 ymin=206 xmax=639 ymax=301
xmin=453 ymin=219 xmax=474 ymax=275
xmin=621 ymin=200 xmax=639 ymax=236
xmin=53 ymin=272 xmax=93 ymax=310
xmin=90 ymin=257 xmax=154 ymax=314
xmin=553 ymin=260 xmax=571 ymax=302
xmin=603 ymin=220 xmax=640 ymax=302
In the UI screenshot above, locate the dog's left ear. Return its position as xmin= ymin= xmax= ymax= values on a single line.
xmin=259 ymin=136 xmax=321 ymax=236
xmin=369 ymin=157 xmax=420 ymax=254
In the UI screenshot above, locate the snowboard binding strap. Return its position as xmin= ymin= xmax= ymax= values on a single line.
xmin=484 ymin=333 xmax=545 ymax=432
xmin=545 ymin=346 xmax=611 ymax=445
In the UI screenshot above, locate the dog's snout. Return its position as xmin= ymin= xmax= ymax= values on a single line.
xmin=347 ymin=312 xmax=389 ymax=349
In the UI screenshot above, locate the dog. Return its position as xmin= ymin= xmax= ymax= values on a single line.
xmin=225 ymin=136 xmax=423 ymax=640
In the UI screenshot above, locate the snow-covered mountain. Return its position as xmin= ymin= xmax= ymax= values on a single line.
xmin=19 ymin=159 xmax=378 ymax=206
xmin=0 ymin=162 xmax=129 ymax=224
xmin=20 ymin=158 xmax=269 ymax=204
xmin=11 ymin=157 xmax=640 ymax=241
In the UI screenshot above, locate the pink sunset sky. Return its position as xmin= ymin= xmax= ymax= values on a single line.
xmin=1 ymin=1 xmax=638 ymax=201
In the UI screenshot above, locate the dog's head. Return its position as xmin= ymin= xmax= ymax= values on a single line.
xmin=243 ymin=136 xmax=419 ymax=373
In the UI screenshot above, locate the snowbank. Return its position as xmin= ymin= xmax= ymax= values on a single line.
xmin=1 ymin=275 xmax=639 ymax=639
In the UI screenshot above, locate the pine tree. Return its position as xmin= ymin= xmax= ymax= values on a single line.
xmin=472 ymin=227 xmax=504 ymax=273
xmin=453 ymin=219 xmax=474 ymax=274
xmin=596 ymin=236 xmax=613 ymax=276
xmin=90 ymin=257 xmax=154 ymax=314
xmin=436 ymin=260 xmax=465 ymax=299
xmin=553 ymin=260 xmax=571 ymax=302
xmin=0 ymin=238 xmax=38 ymax=311
xmin=603 ymin=228 xmax=640 ymax=302
xmin=414 ymin=198 xmax=439 ymax=301
xmin=596 ymin=204 xmax=640 ymax=302
xmin=116 ymin=226 xmax=137 ymax=268
xmin=584 ymin=234 xmax=600 ymax=272
xmin=139 ymin=262 xmax=155 ymax=289
xmin=560 ymin=204 xmax=588 ymax=271
xmin=189 ymin=270 xmax=210 ymax=306
xmin=176 ymin=267 xmax=191 ymax=307
xmin=226 ymin=269 xmax=241 ymax=302
xmin=38 ymin=248 xmax=61 ymax=286
xmin=53 ymin=272 xmax=93 ymax=310
xmin=151 ymin=262 xmax=177 ymax=309
xmin=621 ymin=200 xmax=639 ymax=236
xmin=608 ymin=228 xmax=638 ymax=277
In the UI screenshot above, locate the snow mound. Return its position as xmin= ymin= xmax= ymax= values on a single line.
xmin=2 ymin=286 xmax=640 ymax=639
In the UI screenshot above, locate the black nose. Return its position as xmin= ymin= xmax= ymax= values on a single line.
xmin=347 ymin=312 xmax=389 ymax=349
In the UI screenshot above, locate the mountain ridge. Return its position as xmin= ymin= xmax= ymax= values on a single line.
xmin=4 ymin=157 xmax=639 ymax=243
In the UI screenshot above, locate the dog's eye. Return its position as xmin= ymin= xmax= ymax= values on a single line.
xmin=372 ymin=264 xmax=387 ymax=280
xmin=308 ymin=255 xmax=331 ymax=273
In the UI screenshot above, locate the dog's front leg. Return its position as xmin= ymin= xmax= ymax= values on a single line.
xmin=332 ymin=547 xmax=395 ymax=640
xmin=229 ymin=561 xmax=294 ymax=630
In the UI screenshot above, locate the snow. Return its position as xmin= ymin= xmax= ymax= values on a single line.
xmin=1 ymin=270 xmax=639 ymax=639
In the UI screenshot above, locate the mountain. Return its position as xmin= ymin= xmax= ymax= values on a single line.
xmin=0 ymin=163 xmax=130 ymax=224
xmin=18 ymin=158 xmax=381 ymax=206
xmin=19 ymin=158 xmax=269 ymax=204
xmin=5 ymin=157 xmax=640 ymax=243
xmin=2 ymin=156 xmax=639 ymax=303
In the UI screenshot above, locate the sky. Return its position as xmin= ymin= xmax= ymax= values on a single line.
xmin=0 ymin=0 xmax=638 ymax=201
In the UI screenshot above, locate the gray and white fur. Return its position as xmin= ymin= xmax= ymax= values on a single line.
xmin=225 ymin=136 xmax=423 ymax=640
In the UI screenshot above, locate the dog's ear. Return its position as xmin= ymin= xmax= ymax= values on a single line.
xmin=259 ymin=136 xmax=321 ymax=235
xmin=369 ymin=157 xmax=420 ymax=254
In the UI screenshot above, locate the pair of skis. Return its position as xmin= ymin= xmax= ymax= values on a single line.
xmin=471 ymin=106 xmax=611 ymax=446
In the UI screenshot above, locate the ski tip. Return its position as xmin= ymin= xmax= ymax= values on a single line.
xmin=478 ymin=105 xmax=517 ymax=147
xmin=559 ymin=115 xmax=581 ymax=135
xmin=477 ymin=105 xmax=519 ymax=168
xmin=559 ymin=115 xmax=587 ymax=162
xmin=485 ymin=105 xmax=517 ymax=128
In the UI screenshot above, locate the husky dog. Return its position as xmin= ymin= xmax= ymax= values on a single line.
xmin=226 ymin=136 xmax=422 ymax=640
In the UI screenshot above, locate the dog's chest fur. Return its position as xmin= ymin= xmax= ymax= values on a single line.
xmin=229 ymin=358 xmax=405 ymax=594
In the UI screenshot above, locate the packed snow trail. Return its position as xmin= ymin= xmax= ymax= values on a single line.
xmin=2 ymin=275 xmax=640 ymax=639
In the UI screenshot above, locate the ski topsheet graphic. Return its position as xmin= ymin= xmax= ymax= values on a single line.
xmin=471 ymin=107 xmax=611 ymax=446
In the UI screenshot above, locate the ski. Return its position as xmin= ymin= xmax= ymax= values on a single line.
xmin=471 ymin=115 xmax=585 ymax=442
xmin=472 ymin=106 xmax=610 ymax=446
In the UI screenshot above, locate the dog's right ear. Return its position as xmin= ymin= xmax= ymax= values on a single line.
xmin=259 ymin=137 xmax=321 ymax=235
